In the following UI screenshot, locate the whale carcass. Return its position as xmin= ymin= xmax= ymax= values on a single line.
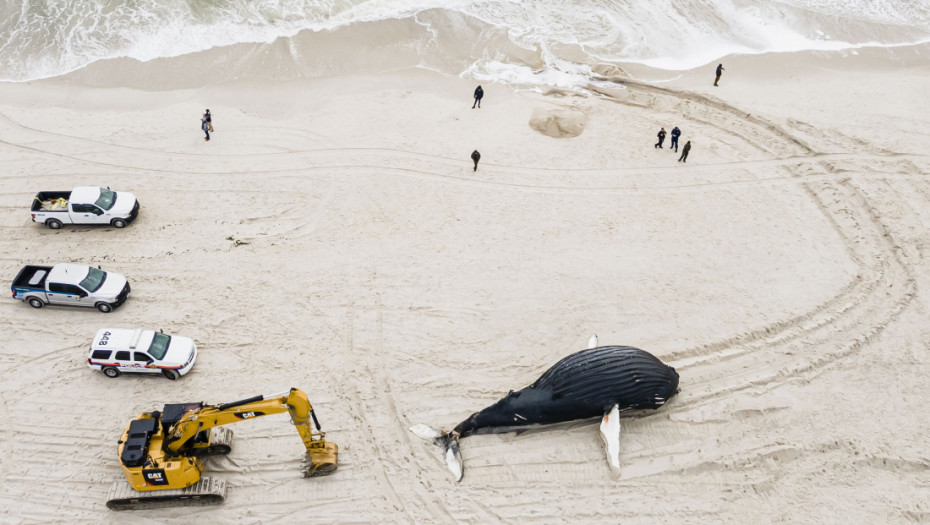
xmin=411 ymin=338 xmax=679 ymax=481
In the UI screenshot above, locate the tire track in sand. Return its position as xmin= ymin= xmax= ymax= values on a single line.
xmin=340 ymin=303 xmax=464 ymax=523
xmin=556 ymin=84 xmax=922 ymax=485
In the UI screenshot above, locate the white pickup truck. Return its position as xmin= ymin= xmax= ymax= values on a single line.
xmin=87 ymin=328 xmax=197 ymax=380
xmin=11 ymin=263 xmax=131 ymax=312
xmin=31 ymin=186 xmax=140 ymax=229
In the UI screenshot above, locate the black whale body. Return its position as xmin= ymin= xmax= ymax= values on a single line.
xmin=452 ymin=345 xmax=680 ymax=437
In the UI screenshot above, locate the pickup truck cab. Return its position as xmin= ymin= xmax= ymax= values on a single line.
xmin=11 ymin=263 xmax=130 ymax=312
xmin=31 ymin=186 xmax=140 ymax=229
xmin=87 ymin=328 xmax=197 ymax=380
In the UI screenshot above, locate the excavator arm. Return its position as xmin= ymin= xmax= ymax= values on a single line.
xmin=164 ymin=388 xmax=337 ymax=476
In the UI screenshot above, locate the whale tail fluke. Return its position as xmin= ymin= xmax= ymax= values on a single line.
xmin=444 ymin=435 xmax=464 ymax=482
xmin=410 ymin=423 xmax=443 ymax=440
xmin=409 ymin=425 xmax=465 ymax=482
xmin=599 ymin=404 xmax=622 ymax=479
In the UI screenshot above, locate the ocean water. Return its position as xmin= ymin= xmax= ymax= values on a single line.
xmin=2 ymin=0 xmax=929 ymax=86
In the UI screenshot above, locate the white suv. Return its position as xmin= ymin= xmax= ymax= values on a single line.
xmin=87 ymin=328 xmax=197 ymax=380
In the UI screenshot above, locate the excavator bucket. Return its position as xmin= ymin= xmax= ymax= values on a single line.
xmin=303 ymin=441 xmax=339 ymax=478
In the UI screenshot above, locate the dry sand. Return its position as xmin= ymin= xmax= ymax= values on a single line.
xmin=1 ymin=44 xmax=929 ymax=524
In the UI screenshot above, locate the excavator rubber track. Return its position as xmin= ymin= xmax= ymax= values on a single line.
xmin=105 ymin=477 xmax=227 ymax=511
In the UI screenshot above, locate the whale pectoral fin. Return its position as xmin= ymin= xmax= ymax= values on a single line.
xmin=599 ymin=404 xmax=622 ymax=479
xmin=445 ymin=436 xmax=464 ymax=482
xmin=588 ymin=334 xmax=599 ymax=349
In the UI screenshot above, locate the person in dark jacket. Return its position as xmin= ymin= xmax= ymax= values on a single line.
xmin=714 ymin=64 xmax=725 ymax=86
xmin=655 ymin=127 xmax=666 ymax=149
xmin=201 ymin=114 xmax=210 ymax=141
xmin=678 ymin=140 xmax=691 ymax=162
xmin=670 ymin=126 xmax=681 ymax=152
xmin=472 ymin=85 xmax=484 ymax=109
xmin=205 ymin=109 xmax=213 ymax=132
xmin=471 ymin=150 xmax=481 ymax=171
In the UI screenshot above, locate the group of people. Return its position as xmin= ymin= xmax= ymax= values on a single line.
xmin=655 ymin=126 xmax=692 ymax=162
xmin=651 ymin=63 xmax=725 ymax=162
xmin=469 ymin=64 xmax=724 ymax=169
xmin=199 ymin=64 xmax=723 ymax=167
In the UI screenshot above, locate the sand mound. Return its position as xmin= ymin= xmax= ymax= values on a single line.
xmin=591 ymin=63 xmax=627 ymax=78
xmin=529 ymin=108 xmax=586 ymax=138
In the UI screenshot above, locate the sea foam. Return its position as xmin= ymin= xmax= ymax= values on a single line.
xmin=1 ymin=0 xmax=928 ymax=84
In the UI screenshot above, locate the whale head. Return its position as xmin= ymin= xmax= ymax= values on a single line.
xmin=653 ymin=365 xmax=680 ymax=407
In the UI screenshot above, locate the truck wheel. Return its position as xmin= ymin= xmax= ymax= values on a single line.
xmin=47 ymin=219 xmax=62 ymax=229
xmin=96 ymin=302 xmax=113 ymax=313
xmin=28 ymin=297 xmax=44 ymax=308
xmin=103 ymin=367 xmax=120 ymax=378
xmin=162 ymin=369 xmax=179 ymax=380
xmin=112 ymin=219 xmax=127 ymax=228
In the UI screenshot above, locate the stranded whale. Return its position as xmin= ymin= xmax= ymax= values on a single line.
xmin=411 ymin=337 xmax=680 ymax=481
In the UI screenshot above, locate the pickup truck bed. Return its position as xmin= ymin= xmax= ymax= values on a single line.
xmin=12 ymin=265 xmax=52 ymax=290
xmin=32 ymin=191 xmax=71 ymax=212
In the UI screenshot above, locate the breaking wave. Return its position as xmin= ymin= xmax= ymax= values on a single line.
xmin=1 ymin=0 xmax=928 ymax=87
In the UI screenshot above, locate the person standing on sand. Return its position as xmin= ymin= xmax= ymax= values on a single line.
xmin=655 ymin=127 xmax=666 ymax=149
xmin=205 ymin=109 xmax=213 ymax=132
xmin=678 ymin=140 xmax=691 ymax=162
xmin=201 ymin=114 xmax=210 ymax=141
xmin=472 ymin=85 xmax=483 ymax=109
xmin=670 ymin=126 xmax=681 ymax=152
xmin=714 ymin=63 xmax=725 ymax=86
xmin=471 ymin=150 xmax=481 ymax=171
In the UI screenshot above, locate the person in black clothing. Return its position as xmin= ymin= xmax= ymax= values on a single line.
xmin=670 ymin=126 xmax=681 ymax=152
xmin=205 ymin=109 xmax=213 ymax=132
xmin=714 ymin=64 xmax=725 ymax=86
xmin=655 ymin=127 xmax=666 ymax=149
xmin=201 ymin=114 xmax=210 ymax=141
xmin=678 ymin=141 xmax=691 ymax=162
xmin=471 ymin=150 xmax=481 ymax=171
xmin=472 ymin=85 xmax=484 ymax=108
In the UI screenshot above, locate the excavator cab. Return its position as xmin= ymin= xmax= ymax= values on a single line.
xmin=161 ymin=403 xmax=201 ymax=429
xmin=159 ymin=402 xmax=224 ymax=455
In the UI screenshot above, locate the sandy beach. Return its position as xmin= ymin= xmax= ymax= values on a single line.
xmin=2 ymin=42 xmax=930 ymax=524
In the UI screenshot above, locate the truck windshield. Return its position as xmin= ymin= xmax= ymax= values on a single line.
xmin=148 ymin=332 xmax=171 ymax=360
xmin=94 ymin=188 xmax=117 ymax=210
xmin=78 ymin=267 xmax=107 ymax=292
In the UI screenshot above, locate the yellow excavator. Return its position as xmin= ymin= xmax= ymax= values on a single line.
xmin=106 ymin=387 xmax=338 ymax=510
